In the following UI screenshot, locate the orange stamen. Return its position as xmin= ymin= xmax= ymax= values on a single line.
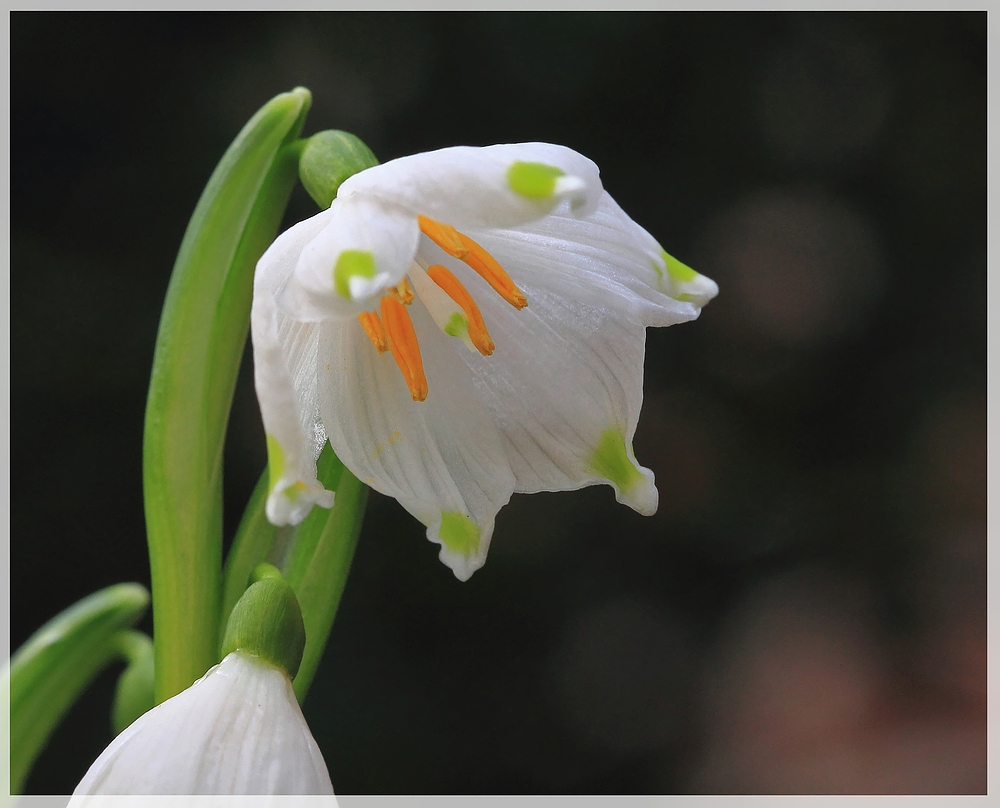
xmin=380 ymin=295 xmax=428 ymax=402
xmin=418 ymin=215 xmax=528 ymax=310
xmin=417 ymin=215 xmax=466 ymax=255
xmin=454 ymin=232 xmax=528 ymax=310
xmin=426 ymin=264 xmax=495 ymax=356
xmin=357 ymin=310 xmax=389 ymax=354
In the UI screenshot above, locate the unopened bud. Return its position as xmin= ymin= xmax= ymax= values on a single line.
xmin=221 ymin=564 xmax=306 ymax=679
xmin=298 ymin=129 xmax=379 ymax=209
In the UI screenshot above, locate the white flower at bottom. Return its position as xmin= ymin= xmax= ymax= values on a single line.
xmin=253 ymin=142 xmax=719 ymax=580
xmin=71 ymin=652 xmax=334 ymax=796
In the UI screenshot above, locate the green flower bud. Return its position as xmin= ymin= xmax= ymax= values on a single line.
xmin=220 ymin=564 xmax=306 ymax=679
xmin=298 ymin=129 xmax=379 ymax=209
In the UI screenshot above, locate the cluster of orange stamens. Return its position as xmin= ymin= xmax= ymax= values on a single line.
xmin=356 ymin=215 xmax=528 ymax=402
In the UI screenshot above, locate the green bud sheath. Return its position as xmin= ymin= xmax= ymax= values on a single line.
xmin=298 ymin=130 xmax=379 ymax=208
xmin=221 ymin=565 xmax=306 ymax=679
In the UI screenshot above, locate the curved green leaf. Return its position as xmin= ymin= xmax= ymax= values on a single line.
xmin=143 ymin=87 xmax=312 ymax=702
xmin=4 ymin=583 xmax=149 ymax=794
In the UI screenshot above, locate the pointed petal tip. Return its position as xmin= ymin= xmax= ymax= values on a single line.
xmin=656 ymin=247 xmax=719 ymax=308
xmin=265 ymin=482 xmax=335 ymax=526
xmin=615 ymin=468 xmax=659 ymax=517
xmin=682 ymin=273 xmax=720 ymax=308
xmin=585 ymin=429 xmax=659 ymax=516
xmin=426 ymin=510 xmax=491 ymax=581
xmin=553 ymin=174 xmax=598 ymax=217
xmin=442 ymin=551 xmax=484 ymax=582
xmin=347 ymin=271 xmax=393 ymax=302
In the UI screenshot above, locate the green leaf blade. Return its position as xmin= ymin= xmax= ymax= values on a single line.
xmin=5 ymin=583 xmax=149 ymax=794
xmin=143 ymin=87 xmax=311 ymax=703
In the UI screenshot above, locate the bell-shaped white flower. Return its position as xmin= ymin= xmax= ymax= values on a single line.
xmin=71 ymin=652 xmax=334 ymax=796
xmin=253 ymin=142 xmax=718 ymax=580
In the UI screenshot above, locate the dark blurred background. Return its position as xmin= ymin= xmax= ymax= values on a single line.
xmin=11 ymin=11 xmax=986 ymax=795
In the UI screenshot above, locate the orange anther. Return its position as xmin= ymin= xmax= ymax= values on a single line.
xmin=426 ymin=264 xmax=495 ymax=356
xmin=380 ymin=295 xmax=428 ymax=402
xmin=418 ymin=215 xmax=467 ymax=256
xmin=418 ymin=215 xmax=528 ymax=310
xmin=455 ymin=232 xmax=528 ymax=309
xmin=357 ymin=310 xmax=389 ymax=354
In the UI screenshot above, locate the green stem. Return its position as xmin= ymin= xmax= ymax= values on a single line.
xmin=217 ymin=126 xmax=379 ymax=702
xmin=219 ymin=446 xmax=367 ymax=703
xmin=286 ymin=453 xmax=369 ymax=702
xmin=143 ymin=88 xmax=311 ymax=703
xmin=281 ymin=447 xmax=346 ymax=579
xmin=220 ymin=469 xmax=278 ymax=641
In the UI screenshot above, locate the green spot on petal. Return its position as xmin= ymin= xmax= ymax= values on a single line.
xmin=507 ymin=161 xmax=565 ymax=200
xmin=660 ymin=247 xmax=698 ymax=283
xmin=587 ymin=428 xmax=643 ymax=492
xmin=333 ymin=249 xmax=376 ymax=298
xmin=443 ymin=312 xmax=469 ymax=339
xmin=265 ymin=433 xmax=286 ymax=493
xmin=650 ymin=257 xmax=665 ymax=282
xmin=438 ymin=511 xmax=480 ymax=556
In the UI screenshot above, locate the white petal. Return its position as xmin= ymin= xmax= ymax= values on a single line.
xmin=278 ymin=195 xmax=419 ymax=319
xmin=72 ymin=653 xmax=334 ymax=796
xmin=253 ymin=215 xmax=335 ymax=523
xmin=422 ymin=249 xmax=658 ymax=515
xmin=255 ymin=205 xmax=339 ymax=299
xmin=464 ymin=192 xmax=711 ymax=326
xmin=339 ymin=143 xmax=603 ymax=230
xmin=251 ymin=286 xmax=334 ymax=525
xmin=315 ymin=303 xmax=516 ymax=580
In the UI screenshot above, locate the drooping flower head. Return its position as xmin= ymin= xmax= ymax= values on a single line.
xmin=253 ymin=143 xmax=718 ymax=580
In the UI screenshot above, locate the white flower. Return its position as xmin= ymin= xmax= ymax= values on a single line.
xmin=71 ymin=652 xmax=334 ymax=796
xmin=252 ymin=142 xmax=718 ymax=580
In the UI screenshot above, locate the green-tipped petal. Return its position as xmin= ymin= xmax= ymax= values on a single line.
xmin=654 ymin=247 xmax=719 ymax=306
xmin=339 ymin=142 xmax=603 ymax=229
xmin=586 ymin=428 xmax=658 ymax=515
